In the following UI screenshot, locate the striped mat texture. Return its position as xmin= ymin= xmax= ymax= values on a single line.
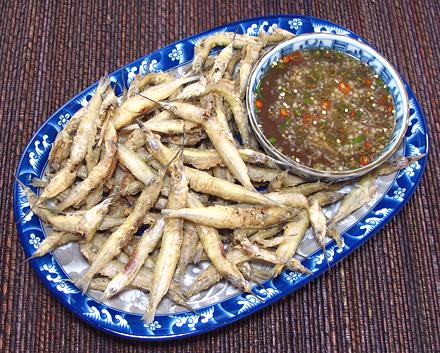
xmin=0 ymin=0 xmax=439 ymax=352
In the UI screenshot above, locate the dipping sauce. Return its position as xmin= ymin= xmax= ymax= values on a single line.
xmin=256 ymin=48 xmax=396 ymax=171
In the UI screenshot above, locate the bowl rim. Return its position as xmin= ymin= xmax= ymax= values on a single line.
xmin=246 ymin=32 xmax=410 ymax=180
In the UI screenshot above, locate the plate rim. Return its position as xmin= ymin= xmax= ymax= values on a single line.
xmin=13 ymin=14 xmax=429 ymax=340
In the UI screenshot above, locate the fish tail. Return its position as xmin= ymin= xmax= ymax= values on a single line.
xmin=328 ymin=227 xmax=344 ymax=249
xmin=272 ymin=264 xmax=284 ymax=278
xmin=21 ymin=253 xmax=38 ymax=265
xmin=98 ymin=75 xmax=111 ymax=90
xmin=250 ymin=289 xmax=265 ymax=302
xmin=75 ymin=272 xmax=94 ymax=294
xmin=320 ymin=241 xmax=331 ymax=270
xmin=179 ymin=75 xmax=200 ymax=85
xmin=143 ymin=305 xmax=156 ymax=324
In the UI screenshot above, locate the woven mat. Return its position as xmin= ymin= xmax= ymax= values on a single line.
xmin=1 ymin=0 xmax=439 ymax=352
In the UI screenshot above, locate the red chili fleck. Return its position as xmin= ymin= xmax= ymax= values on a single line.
xmin=280 ymin=108 xmax=289 ymax=117
xmin=302 ymin=113 xmax=313 ymax=126
xmin=290 ymin=51 xmax=302 ymax=60
xmin=255 ymin=99 xmax=263 ymax=110
xmin=289 ymin=51 xmax=304 ymax=64
xmin=321 ymin=99 xmax=331 ymax=111
xmin=378 ymin=95 xmax=390 ymax=106
xmin=338 ymin=81 xmax=351 ymax=95
xmin=359 ymin=155 xmax=370 ymax=166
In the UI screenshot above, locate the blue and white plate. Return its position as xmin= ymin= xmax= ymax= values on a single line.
xmin=14 ymin=15 xmax=428 ymax=340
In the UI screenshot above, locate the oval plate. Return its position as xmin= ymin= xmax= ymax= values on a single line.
xmin=14 ymin=15 xmax=428 ymax=340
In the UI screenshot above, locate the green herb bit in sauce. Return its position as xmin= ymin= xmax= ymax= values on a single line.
xmin=268 ymin=137 xmax=277 ymax=145
xmin=352 ymin=135 xmax=366 ymax=144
